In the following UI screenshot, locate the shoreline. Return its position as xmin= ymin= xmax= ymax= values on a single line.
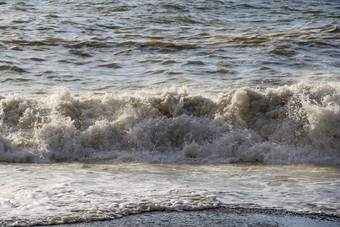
xmin=52 ymin=208 xmax=340 ymax=227
xmin=5 ymin=207 xmax=339 ymax=227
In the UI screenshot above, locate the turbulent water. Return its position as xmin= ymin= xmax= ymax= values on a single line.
xmin=1 ymin=0 xmax=339 ymax=95
xmin=1 ymin=84 xmax=340 ymax=165
xmin=0 ymin=0 xmax=339 ymax=226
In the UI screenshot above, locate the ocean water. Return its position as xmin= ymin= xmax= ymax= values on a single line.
xmin=0 ymin=0 xmax=339 ymax=226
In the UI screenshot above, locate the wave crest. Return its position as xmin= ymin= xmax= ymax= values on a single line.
xmin=0 ymin=83 xmax=339 ymax=164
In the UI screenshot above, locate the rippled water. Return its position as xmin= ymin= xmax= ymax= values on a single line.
xmin=0 ymin=0 xmax=339 ymax=226
xmin=0 ymin=0 xmax=339 ymax=95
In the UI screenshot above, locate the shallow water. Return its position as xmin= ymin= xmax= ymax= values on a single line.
xmin=1 ymin=163 xmax=339 ymax=226
xmin=0 ymin=0 xmax=339 ymax=225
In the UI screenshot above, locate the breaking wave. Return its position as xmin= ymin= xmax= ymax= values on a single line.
xmin=0 ymin=82 xmax=339 ymax=165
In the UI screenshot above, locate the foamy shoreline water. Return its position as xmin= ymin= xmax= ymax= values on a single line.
xmin=1 ymin=163 xmax=339 ymax=226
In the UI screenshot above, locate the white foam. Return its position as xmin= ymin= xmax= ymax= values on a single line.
xmin=0 ymin=83 xmax=339 ymax=164
xmin=0 ymin=163 xmax=339 ymax=226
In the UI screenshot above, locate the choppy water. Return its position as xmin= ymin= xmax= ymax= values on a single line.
xmin=0 ymin=0 xmax=339 ymax=226
xmin=1 ymin=0 xmax=339 ymax=95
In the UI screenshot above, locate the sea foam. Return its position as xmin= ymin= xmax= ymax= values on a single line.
xmin=0 ymin=82 xmax=339 ymax=165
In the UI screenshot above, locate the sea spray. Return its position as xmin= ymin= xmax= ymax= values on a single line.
xmin=0 ymin=83 xmax=339 ymax=164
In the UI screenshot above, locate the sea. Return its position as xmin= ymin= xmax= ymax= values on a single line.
xmin=0 ymin=0 xmax=339 ymax=226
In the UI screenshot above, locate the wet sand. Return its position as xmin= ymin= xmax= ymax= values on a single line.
xmin=50 ymin=208 xmax=340 ymax=227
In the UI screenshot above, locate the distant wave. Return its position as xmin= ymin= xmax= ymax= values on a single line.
xmin=0 ymin=82 xmax=339 ymax=165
